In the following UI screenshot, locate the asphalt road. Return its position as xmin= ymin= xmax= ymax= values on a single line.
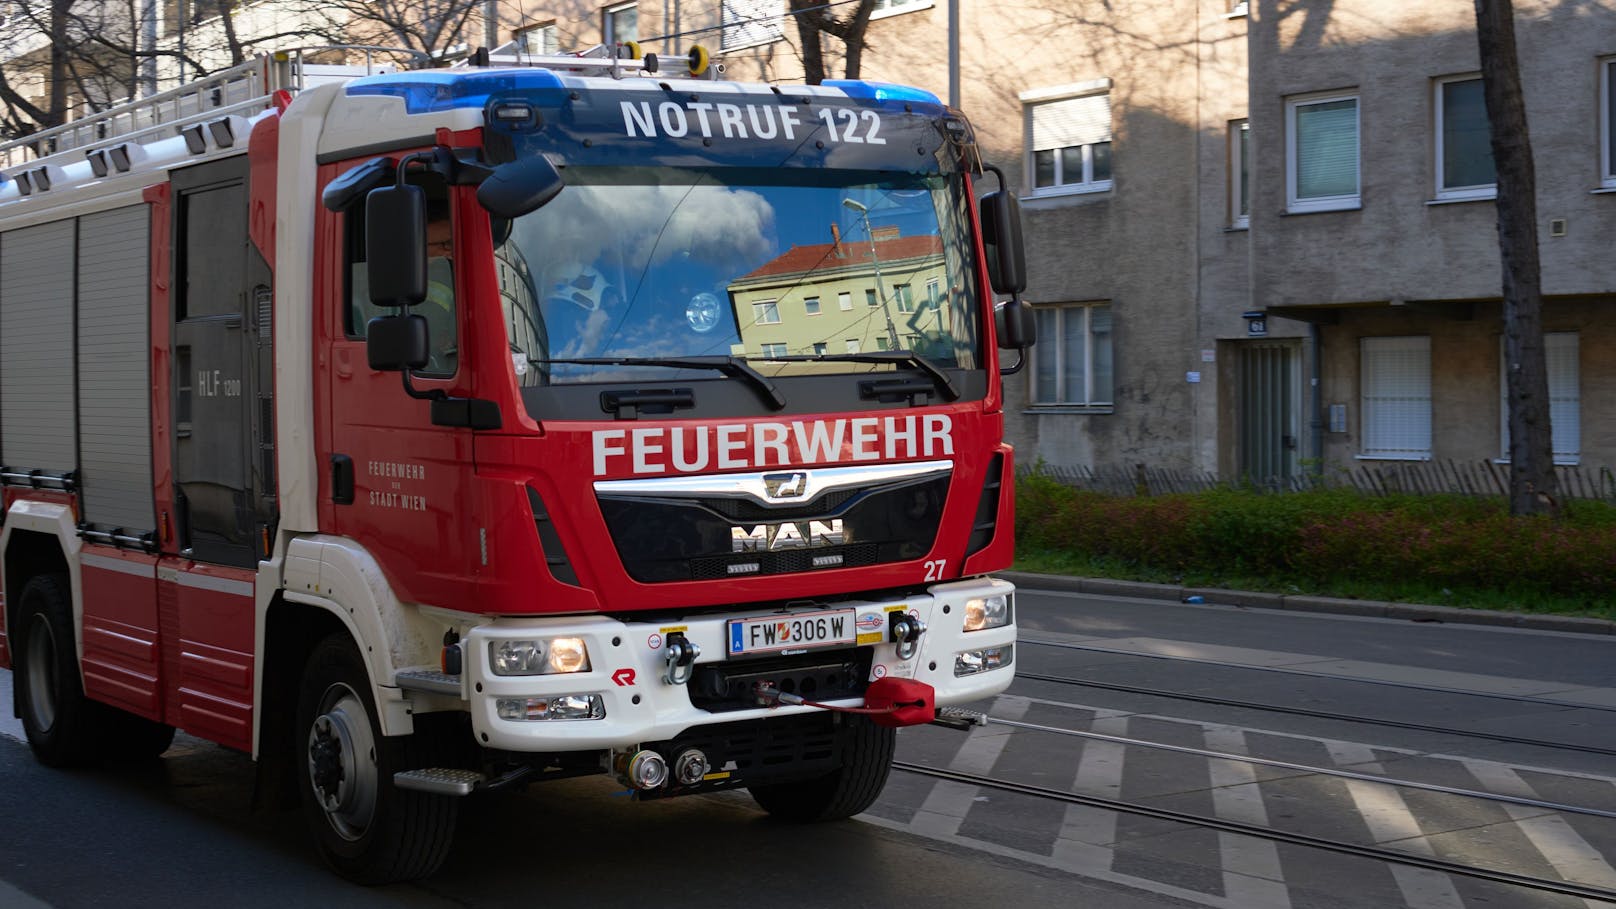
xmin=2 ymin=588 xmax=1614 ymax=908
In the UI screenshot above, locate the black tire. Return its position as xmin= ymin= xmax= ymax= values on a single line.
xmin=749 ymin=716 xmax=896 ymax=822
xmin=296 ymin=634 xmax=457 ymax=884
xmin=14 ymin=574 xmax=103 ymax=768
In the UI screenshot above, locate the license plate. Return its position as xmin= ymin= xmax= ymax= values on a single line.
xmin=727 ymin=609 xmax=857 ymax=656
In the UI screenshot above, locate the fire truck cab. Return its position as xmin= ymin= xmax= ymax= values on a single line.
xmin=0 ymin=46 xmax=1032 ymax=882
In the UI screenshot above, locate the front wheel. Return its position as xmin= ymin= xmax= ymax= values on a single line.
xmin=296 ymin=634 xmax=457 ymax=884
xmin=15 ymin=574 xmax=103 ymax=768
xmin=749 ymin=716 xmax=896 ymax=821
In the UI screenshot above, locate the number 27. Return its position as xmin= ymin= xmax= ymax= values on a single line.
xmin=923 ymin=560 xmax=947 ymax=581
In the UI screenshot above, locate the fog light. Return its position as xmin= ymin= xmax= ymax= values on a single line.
xmin=548 ymin=637 xmax=590 ymax=673
xmin=495 ymin=694 xmax=605 ymax=720
xmin=954 ymin=644 xmax=1014 ymax=677
xmin=962 ymin=594 xmax=1011 ymax=632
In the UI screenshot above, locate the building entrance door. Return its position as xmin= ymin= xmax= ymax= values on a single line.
xmin=1238 ymin=343 xmax=1300 ymax=484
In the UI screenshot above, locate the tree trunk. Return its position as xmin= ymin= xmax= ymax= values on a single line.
xmin=48 ymin=0 xmax=72 ymax=128
xmin=789 ymin=0 xmax=827 ymax=84
xmin=1475 ymin=0 xmax=1558 ymax=517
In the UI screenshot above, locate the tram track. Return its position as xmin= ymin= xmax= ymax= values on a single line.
xmin=890 ymin=759 xmax=1616 ymax=904
xmin=1022 ymin=637 xmax=1616 ymax=713
xmin=1012 ymin=669 xmax=1616 ymax=759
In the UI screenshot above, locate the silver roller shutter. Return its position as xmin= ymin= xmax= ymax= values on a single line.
xmin=1 ymin=220 xmax=77 ymax=473
xmin=78 ymin=206 xmax=154 ymax=534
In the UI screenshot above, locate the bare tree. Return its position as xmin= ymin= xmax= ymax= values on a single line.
xmin=787 ymin=0 xmax=876 ymax=84
xmin=1475 ymin=0 xmax=1558 ymax=517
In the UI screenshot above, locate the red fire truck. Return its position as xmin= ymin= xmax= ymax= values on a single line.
xmin=0 ymin=45 xmax=1032 ymax=882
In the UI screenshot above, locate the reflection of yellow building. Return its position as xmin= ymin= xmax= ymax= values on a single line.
xmin=726 ymin=226 xmax=955 ymax=366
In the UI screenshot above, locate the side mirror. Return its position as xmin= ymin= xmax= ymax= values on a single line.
xmin=477 ymin=154 xmax=565 ymax=219
xmin=366 ymin=184 xmax=428 ymax=307
xmin=367 ymin=314 xmax=430 ymax=372
xmin=996 ymin=298 xmax=1037 ymax=350
xmin=980 ymin=189 xmax=1027 ymax=295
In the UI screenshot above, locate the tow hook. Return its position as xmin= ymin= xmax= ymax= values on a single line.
xmin=663 ymin=631 xmax=700 ymax=685
xmin=890 ymin=612 xmax=926 ymax=660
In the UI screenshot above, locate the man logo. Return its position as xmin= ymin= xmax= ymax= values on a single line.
xmin=762 ymin=471 xmax=809 ymax=501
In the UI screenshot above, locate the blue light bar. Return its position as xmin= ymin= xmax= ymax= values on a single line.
xmin=822 ymin=80 xmax=943 ymax=105
xmin=345 ymin=69 xmax=567 ymax=114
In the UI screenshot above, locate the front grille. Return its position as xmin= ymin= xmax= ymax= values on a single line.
xmin=599 ymin=474 xmax=948 ymax=583
xmin=689 ymin=542 xmax=879 ymax=580
xmin=701 ymin=488 xmax=857 ymax=521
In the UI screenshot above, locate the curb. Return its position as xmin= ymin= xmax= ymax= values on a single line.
xmin=999 ymin=571 xmax=1616 ymax=636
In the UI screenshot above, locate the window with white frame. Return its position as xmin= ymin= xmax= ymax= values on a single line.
xmin=1360 ymin=336 xmax=1431 ymax=459
xmin=845 ymin=338 xmax=861 ymax=353
xmin=803 ymin=296 xmax=820 ymax=316
xmin=1230 ymin=119 xmax=1249 ymax=228
xmin=895 ymin=284 xmax=915 ymax=313
xmin=721 ymin=0 xmax=782 ymax=49
xmin=838 ymin=291 xmax=852 ymax=311
xmin=1030 ymin=304 xmax=1114 ymax=406
xmin=604 ymin=2 xmax=637 ymax=45
xmin=753 ymin=300 xmax=780 ymax=324
xmin=514 ymin=23 xmax=558 ymax=56
xmin=1500 ymin=332 xmax=1580 ymax=464
xmin=1287 ymin=93 xmax=1359 ymax=212
xmin=760 ymin=342 xmax=788 ymax=358
xmin=872 ymin=0 xmax=929 ymax=16
xmin=1602 ymin=58 xmax=1616 ymax=187
xmin=1024 ymin=88 xmax=1113 ymax=196
xmin=1436 ymin=75 xmax=1495 ymax=200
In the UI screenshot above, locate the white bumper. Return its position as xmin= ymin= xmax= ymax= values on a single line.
xmin=461 ymin=576 xmax=1016 ymax=752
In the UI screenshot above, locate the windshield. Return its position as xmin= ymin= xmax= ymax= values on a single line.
xmin=492 ymin=167 xmax=981 ymax=389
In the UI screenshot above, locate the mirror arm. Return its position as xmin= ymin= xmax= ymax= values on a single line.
xmin=999 ymin=348 xmax=1026 ymax=377
xmin=401 ymin=370 xmax=447 ymax=401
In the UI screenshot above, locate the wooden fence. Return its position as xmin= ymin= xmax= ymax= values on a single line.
xmin=1026 ymin=460 xmax=1616 ymax=502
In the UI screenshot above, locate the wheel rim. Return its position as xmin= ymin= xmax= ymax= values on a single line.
xmin=306 ymin=682 xmax=379 ymax=842
xmin=24 ymin=617 xmax=58 ymax=733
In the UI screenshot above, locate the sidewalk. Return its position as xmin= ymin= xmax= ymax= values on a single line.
xmin=1000 ymin=571 xmax=1616 ymax=636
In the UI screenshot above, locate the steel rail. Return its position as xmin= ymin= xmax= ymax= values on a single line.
xmin=986 ymin=714 xmax=1616 ymax=821
xmin=1021 ymin=638 xmax=1616 ymax=714
xmin=890 ymin=761 xmax=1616 ymax=904
xmin=1013 ymin=670 xmax=1616 ymax=758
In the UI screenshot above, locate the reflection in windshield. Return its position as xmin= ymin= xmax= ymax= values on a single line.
xmin=492 ymin=167 xmax=979 ymax=387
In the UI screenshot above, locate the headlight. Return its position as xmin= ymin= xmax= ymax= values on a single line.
xmin=962 ymin=594 xmax=1011 ymax=632
xmin=955 ymin=644 xmax=1013 ymax=677
xmin=489 ymin=637 xmax=592 ymax=676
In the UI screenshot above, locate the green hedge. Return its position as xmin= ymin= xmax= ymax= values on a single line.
xmin=1015 ymin=472 xmax=1616 ymax=604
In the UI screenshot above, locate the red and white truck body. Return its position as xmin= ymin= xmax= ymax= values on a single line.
xmin=0 ymin=47 xmax=1029 ymax=880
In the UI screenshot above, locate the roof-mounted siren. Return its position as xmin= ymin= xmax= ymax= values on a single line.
xmin=24 ymin=165 xmax=65 ymax=193
xmin=88 ymin=141 xmax=151 ymax=178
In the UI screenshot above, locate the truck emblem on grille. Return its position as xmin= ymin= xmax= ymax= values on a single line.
xmin=762 ymin=471 xmax=808 ymax=501
xmin=732 ymin=519 xmax=846 ymax=552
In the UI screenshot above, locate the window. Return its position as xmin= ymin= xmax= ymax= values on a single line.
xmin=759 ymin=342 xmax=788 ymax=358
xmin=1229 ymin=119 xmax=1250 ymax=228
xmin=872 ymin=0 xmax=929 ymax=16
xmin=865 ymin=289 xmax=877 ymax=308
xmin=845 ymin=339 xmax=861 ymax=353
xmin=1436 ymin=75 xmax=1494 ymax=200
xmin=1602 ymin=59 xmax=1616 ymax=187
xmin=926 ymin=278 xmax=941 ymax=309
xmin=804 ymin=297 xmax=820 ymax=316
xmin=1030 ymin=304 xmax=1113 ymax=406
xmin=895 ymin=284 xmax=915 ymax=313
xmin=1023 ymin=87 xmax=1113 ymax=196
xmin=812 ymin=342 xmax=827 ymax=355
xmin=1360 ymin=336 xmax=1430 ymax=459
xmin=753 ymin=300 xmax=780 ymax=324
xmin=604 ymin=2 xmax=637 ymax=45
xmin=838 ymin=291 xmax=852 ymax=311
xmin=514 ymin=23 xmax=558 ymax=56
xmin=1287 ymin=93 xmax=1359 ymax=212
xmin=876 ymin=336 xmax=892 ymax=351
xmin=721 ymin=0 xmax=782 ymax=49
xmin=1500 ymin=332 xmax=1580 ymax=464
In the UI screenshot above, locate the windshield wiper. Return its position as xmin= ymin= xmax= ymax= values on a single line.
xmin=769 ymin=351 xmax=960 ymax=401
xmin=528 ymin=355 xmax=786 ymax=410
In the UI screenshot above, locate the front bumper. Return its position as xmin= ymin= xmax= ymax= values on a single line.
xmin=458 ymin=576 xmax=1016 ymax=752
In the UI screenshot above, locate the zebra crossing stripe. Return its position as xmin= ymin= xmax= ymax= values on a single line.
xmin=910 ymin=696 xmax=1029 ymax=838
xmin=1326 ymin=742 xmax=1465 ymax=909
xmin=1466 ymin=763 xmax=1616 ymax=902
xmin=1204 ymin=727 xmax=1292 ymax=908
xmin=1051 ymin=709 xmax=1130 ymax=871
